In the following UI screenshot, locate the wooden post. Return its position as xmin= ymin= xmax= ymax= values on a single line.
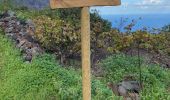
xmin=50 ymin=1 xmax=121 ymax=99
xmin=81 ymin=7 xmax=91 ymax=100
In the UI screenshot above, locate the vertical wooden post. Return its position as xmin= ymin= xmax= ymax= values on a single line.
xmin=81 ymin=7 xmax=91 ymax=100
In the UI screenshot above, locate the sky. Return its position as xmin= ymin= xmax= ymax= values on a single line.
xmin=91 ymin=0 xmax=170 ymax=15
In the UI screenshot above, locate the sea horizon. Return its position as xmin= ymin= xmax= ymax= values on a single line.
xmin=101 ymin=13 xmax=170 ymax=32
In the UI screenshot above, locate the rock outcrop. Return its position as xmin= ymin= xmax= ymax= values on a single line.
xmin=124 ymin=48 xmax=170 ymax=68
xmin=108 ymin=76 xmax=142 ymax=100
xmin=0 ymin=10 xmax=43 ymax=62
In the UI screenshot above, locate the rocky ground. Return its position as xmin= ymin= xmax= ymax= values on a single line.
xmin=0 ymin=10 xmax=43 ymax=62
xmin=124 ymin=48 xmax=170 ymax=68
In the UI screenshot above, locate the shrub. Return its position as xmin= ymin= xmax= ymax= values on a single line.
xmin=0 ymin=33 xmax=115 ymax=100
xmin=101 ymin=54 xmax=170 ymax=99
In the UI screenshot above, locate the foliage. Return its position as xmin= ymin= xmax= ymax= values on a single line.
xmin=3 ymin=5 xmax=169 ymax=64
xmin=0 ymin=31 xmax=169 ymax=99
xmin=101 ymin=54 xmax=170 ymax=99
xmin=30 ymin=8 xmax=112 ymax=64
xmin=0 ymin=1 xmax=170 ymax=59
xmin=162 ymin=24 xmax=170 ymax=32
xmin=33 ymin=15 xmax=81 ymax=64
xmin=90 ymin=10 xmax=112 ymax=63
xmin=0 ymin=0 xmax=13 ymax=11
xmin=1 ymin=4 xmax=170 ymax=99
xmin=98 ymin=28 xmax=170 ymax=57
xmin=0 ymin=32 xmax=116 ymax=100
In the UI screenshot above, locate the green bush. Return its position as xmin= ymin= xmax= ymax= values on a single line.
xmin=101 ymin=54 xmax=170 ymax=99
xmin=13 ymin=8 xmax=112 ymax=64
xmin=0 ymin=32 xmax=115 ymax=100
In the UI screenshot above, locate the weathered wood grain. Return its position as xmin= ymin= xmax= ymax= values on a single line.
xmin=50 ymin=0 xmax=121 ymax=9
xmin=81 ymin=7 xmax=91 ymax=100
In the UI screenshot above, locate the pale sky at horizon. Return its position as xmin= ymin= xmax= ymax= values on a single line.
xmin=91 ymin=0 xmax=170 ymax=15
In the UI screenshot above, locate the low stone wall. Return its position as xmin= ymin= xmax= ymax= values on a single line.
xmin=0 ymin=11 xmax=43 ymax=62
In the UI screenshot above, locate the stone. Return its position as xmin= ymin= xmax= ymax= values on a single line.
xmin=0 ymin=22 xmax=3 ymax=26
xmin=10 ymin=20 xmax=16 ymax=24
xmin=19 ymin=32 xmax=27 ymax=36
xmin=7 ymin=10 xmax=15 ymax=17
xmin=24 ymin=34 xmax=35 ymax=42
xmin=121 ymin=81 xmax=141 ymax=93
xmin=17 ymin=39 xmax=26 ymax=48
xmin=16 ymin=21 xmax=20 ymax=25
xmin=5 ymin=27 xmax=13 ymax=33
xmin=23 ymin=53 xmax=32 ymax=62
xmin=121 ymin=81 xmax=134 ymax=90
xmin=25 ymin=48 xmax=32 ymax=54
xmin=118 ymin=85 xmax=127 ymax=97
xmin=26 ymin=19 xmax=35 ymax=31
xmin=11 ymin=34 xmax=18 ymax=40
xmin=26 ymin=19 xmax=34 ymax=26
xmin=6 ymin=33 xmax=13 ymax=38
xmin=127 ymin=93 xmax=140 ymax=100
xmin=19 ymin=45 xmax=27 ymax=52
xmin=0 ymin=11 xmax=43 ymax=63
xmin=108 ymin=81 xmax=141 ymax=99
xmin=3 ymin=17 xmax=12 ymax=22
xmin=107 ymin=82 xmax=120 ymax=96
xmin=31 ymin=47 xmax=39 ymax=56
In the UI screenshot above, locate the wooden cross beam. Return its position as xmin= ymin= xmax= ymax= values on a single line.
xmin=50 ymin=0 xmax=121 ymax=100
xmin=50 ymin=0 xmax=120 ymax=8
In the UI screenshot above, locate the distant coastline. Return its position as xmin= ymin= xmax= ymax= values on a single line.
xmin=101 ymin=13 xmax=170 ymax=31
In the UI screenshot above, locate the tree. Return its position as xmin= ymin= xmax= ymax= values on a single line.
xmin=33 ymin=9 xmax=112 ymax=66
xmin=162 ymin=24 xmax=170 ymax=32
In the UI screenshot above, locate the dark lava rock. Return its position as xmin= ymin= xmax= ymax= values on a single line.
xmin=0 ymin=11 xmax=43 ymax=62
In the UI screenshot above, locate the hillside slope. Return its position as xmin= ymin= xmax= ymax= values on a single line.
xmin=0 ymin=31 xmax=114 ymax=100
xmin=0 ymin=8 xmax=170 ymax=99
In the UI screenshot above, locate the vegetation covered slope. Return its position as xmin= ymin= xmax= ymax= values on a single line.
xmin=0 ymin=30 xmax=170 ymax=100
xmin=101 ymin=54 xmax=170 ymax=99
xmin=0 ymin=31 xmax=114 ymax=100
xmin=0 ymin=1 xmax=170 ymax=99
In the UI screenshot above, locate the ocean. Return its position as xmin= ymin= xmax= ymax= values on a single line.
xmin=101 ymin=14 xmax=170 ymax=31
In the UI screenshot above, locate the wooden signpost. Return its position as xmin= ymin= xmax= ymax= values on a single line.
xmin=50 ymin=0 xmax=121 ymax=100
xmin=50 ymin=0 xmax=120 ymax=8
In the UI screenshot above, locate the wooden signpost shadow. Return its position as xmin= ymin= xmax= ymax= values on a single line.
xmin=50 ymin=0 xmax=121 ymax=100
